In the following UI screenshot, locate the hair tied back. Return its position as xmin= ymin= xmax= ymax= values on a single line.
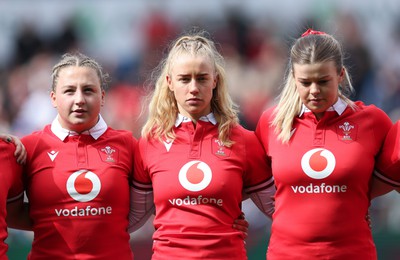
xmin=301 ymin=29 xmax=327 ymax=37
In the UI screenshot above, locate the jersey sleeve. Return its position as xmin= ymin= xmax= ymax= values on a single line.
xmin=132 ymin=137 xmax=153 ymax=191
xmin=242 ymin=129 xmax=274 ymax=193
xmin=1 ymin=141 xmax=24 ymax=202
xmin=375 ymin=120 xmax=400 ymax=186
xmin=240 ymin=128 xmax=276 ymax=218
xmin=255 ymin=107 xmax=275 ymax=156
xmin=126 ymin=133 xmax=137 ymax=181
xmin=129 ymin=137 xmax=155 ymax=232
xmin=369 ymin=105 xmax=393 ymax=147
xmin=249 ymin=185 xmax=276 ymax=218
xmin=127 ymin=186 xmax=154 ymax=233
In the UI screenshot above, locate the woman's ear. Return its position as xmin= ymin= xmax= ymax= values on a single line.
xmin=213 ymin=74 xmax=219 ymax=89
xmin=339 ymin=67 xmax=345 ymax=81
xmin=166 ymin=75 xmax=173 ymax=91
xmin=50 ymin=91 xmax=57 ymax=108
xmin=101 ymin=90 xmax=106 ymax=107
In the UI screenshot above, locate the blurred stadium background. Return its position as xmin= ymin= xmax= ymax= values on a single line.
xmin=1 ymin=0 xmax=399 ymax=259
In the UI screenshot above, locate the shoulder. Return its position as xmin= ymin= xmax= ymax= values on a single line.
xmin=256 ymin=105 xmax=276 ymax=135
xmin=384 ymin=120 xmax=400 ymax=144
xmin=135 ymin=136 xmax=162 ymax=163
xmin=231 ymin=124 xmax=262 ymax=145
xmin=105 ymin=127 xmax=133 ymax=136
xmin=376 ymin=120 xmax=400 ymax=180
xmin=21 ymin=125 xmax=51 ymax=144
xmin=231 ymin=124 xmax=253 ymax=136
xmin=354 ymin=101 xmax=389 ymax=118
xmin=137 ymin=136 xmax=147 ymax=147
xmin=105 ymin=128 xmax=137 ymax=142
xmin=0 ymin=141 xmax=21 ymax=175
xmin=259 ymin=105 xmax=277 ymax=122
xmin=352 ymin=101 xmax=393 ymax=140
xmin=354 ymin=101 xmax=392 ymax=126
xmin=136 ymin=136 xmax=156 ymax=151
xmin=382 ymin=120 xmax=399 ymax=147
xmin=0 ymin=140 xmax=15 ymax=154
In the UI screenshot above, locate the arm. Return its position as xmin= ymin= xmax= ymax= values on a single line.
xmin=232 ymin=212 xmax=249 ymax=239
xmin=242 ymin=128 xmax=276 ymax=219
xmin=371 ymin=121 xmax=400 ymax=198
xmin=370 ymin=175 xmax=394 ymax=199
xmin=129 ymin=137 xmax=155 ymax=233
xmin=6 ymin=195 xmax=33 ymax=231
xmin=127 ymin=186 xmax=155 ymax=233
xmin=233 ymin=190 xmax=276 ymax=237
xmin=248 ymin=184 xmax=276 ymax=219
xmin=0 ymin=133 xmax=27 ymax=164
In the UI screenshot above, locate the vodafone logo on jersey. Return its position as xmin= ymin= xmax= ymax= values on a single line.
xmin=178 ymin=161 xmax=212 ymax=192
xmin=301 ymin=148 xmax=336 ymax=179
xmin=170 ymin=161 xmax=223 ymax=207
xmin=292 ymin=148 xmax=347 ymax=194
xmin=55 ymin=170 xmax=112 ymax=217
xmin=66 ymin=169 xmax=101 ymax=202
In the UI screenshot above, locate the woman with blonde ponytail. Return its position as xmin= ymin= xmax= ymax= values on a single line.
xmin=255 ymin=29 xmax=393 ymax=259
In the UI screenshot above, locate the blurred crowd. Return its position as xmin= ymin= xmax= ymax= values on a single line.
xmin=1 ymin=1 xmax=399 ymax=259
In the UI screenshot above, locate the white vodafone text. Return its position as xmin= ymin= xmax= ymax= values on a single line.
xmin=291 ymin=183 xmax=347 ymax=193
xmin=169 ymin=195 xmax=223 ymax=207
xmin=55 ymin=205 xmax=112 ymax=217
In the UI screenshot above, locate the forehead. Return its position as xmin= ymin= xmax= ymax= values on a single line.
xmin=56 ymin=66 xmax=101 ymax=85
xmin=293 ymin=61 xmax=338 ymax=78
xmin=170 ymin=53 xmax=214 ymax=74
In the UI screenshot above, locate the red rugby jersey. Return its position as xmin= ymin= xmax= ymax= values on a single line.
xmin=22 ymin=117 xmax=136 ymax=260
xmin=255 ymin=100 xmax=392 ymax=260
xmin=133 ymin=114 xmax=273 ymax=260
xmin=0 ymin=141 xmax=23 ymax=260
xmin=375 ymin=121 xmax=400 ymax=185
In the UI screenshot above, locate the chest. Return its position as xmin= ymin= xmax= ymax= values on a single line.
xmin=25 ymin=137 xmax=132 ymax=207
xmin=269 ymin=118 xmax=379 ymax=186
xmin=145 ymin=134 xmax=245 ymax=204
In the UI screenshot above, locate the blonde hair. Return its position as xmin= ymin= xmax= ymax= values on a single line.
xmin=51 ymin=52 xmax=109 ymax=91
xmin=273 ymin=32 xmax=356 ymax=143
xmin=141 ymin=31 xmax=239 ymax=146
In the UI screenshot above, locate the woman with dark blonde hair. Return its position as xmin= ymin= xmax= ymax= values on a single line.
xmin=7 ymin=52 xmax=138 ymax=260
xmin=255 ymin=29 xmax=393 ymax=259
xmin=133 ymin=30 xmax=275 ymax=259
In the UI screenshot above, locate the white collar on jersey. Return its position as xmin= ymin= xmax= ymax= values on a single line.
xmin=175 ymin=112 xmax=217 ymax=127
xmin=299 ymin=97 xmax=347 ymax=117
xmin=50 ymin=114 xmax=108 ymax=141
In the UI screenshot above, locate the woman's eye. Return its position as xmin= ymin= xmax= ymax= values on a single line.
xmin=300 ymin=82 xmax=311 ymax=87
xmin=318 ymin=80 xmax=328 ymax=85
xmin=180 ymin=78 xmax=190 ymax=83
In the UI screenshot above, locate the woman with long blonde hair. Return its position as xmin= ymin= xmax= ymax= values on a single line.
xmin=134 ymin=30 xmax=275 ymax=259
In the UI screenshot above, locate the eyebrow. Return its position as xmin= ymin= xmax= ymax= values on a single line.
xmin=177 ymin=72 xmax=210 ymax=77
xmin=298 ymin=75 xmax=331 ymax=80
